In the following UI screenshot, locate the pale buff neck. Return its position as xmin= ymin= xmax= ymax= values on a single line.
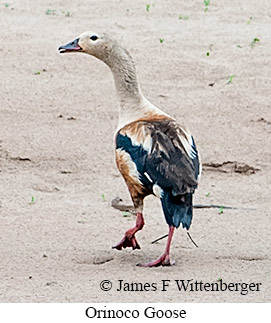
xmin=106 ymin=46 xmax=143 ymax=104
xmin=104 ymin=44 xmax=167 ymax=130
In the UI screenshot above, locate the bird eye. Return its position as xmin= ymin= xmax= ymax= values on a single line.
xmin=90 ymin=35 xmax=98 ymax=41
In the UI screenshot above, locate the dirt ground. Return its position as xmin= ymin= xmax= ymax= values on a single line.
xmin=0 ymin=0 xmax=270 ymax=302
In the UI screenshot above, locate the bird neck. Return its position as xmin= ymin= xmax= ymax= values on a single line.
xmin=106 ymin=46 xmax=167 ymax=130
xmin=107 ymin=47 xmax=145 ymax=112
xmin=108 ymin=47 xmax=142 ymax=103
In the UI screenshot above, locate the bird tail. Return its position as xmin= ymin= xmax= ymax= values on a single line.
xmin=161 ymin=191 xmax=193 ymax=230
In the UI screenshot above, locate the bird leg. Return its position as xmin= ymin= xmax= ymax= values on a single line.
xmin=138 ymin=226 xmax=175 ymax=267
xmin=112 ymin=212 xmax=145 ymax=250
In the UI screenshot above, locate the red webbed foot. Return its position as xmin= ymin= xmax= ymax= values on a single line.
xmin=112 ymin=212 xmax=144 ymax=251
xmin=112 ymin=234 xmax=141 ymax=250
xmin=137 ymin=253 xmax=175 ymax=267
xmin=137 ymin=226 xmax=176 ymax=267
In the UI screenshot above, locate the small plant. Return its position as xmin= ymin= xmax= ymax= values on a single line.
xmin=217 ymin=277 xmax=222 ymax=281
xmin=218 ymin=206 xmax=224 ymax=214
xmin=227 ymin=74 xmax=235 ymax=84
xmin=205 ymin=192 xmax=211 ymax=197
xmin=46 ymin=9 xmax=56 ymax=15
xmin=251 ymin=37 xmax=260 ymax=47
xmin=29 ymin=196 xmax=36 ymax=205
xmin=159 ymin=38 xmax=164 ymax=44
xmin=204 ymin=0 xmax=210 ymax=12
xmin=236 ymin=44 xmax=243 ymax=48
xmin=63 ymin=10 xmax=71 ymax=17
xmin=206 ymin=51 xmax=210 ymax=56
xmin=101 ymin=193 xmax=106 ymax=202
xmin=179 ymin=15 xmax=189 ymax=20
xmin=4 ymin=3 xmax=9 ymax=7
xmin=146 ymin=4 xmax=151 ymax=12
xmin=34 ymin=71 xmax=41 ymax=75
xmin=247 ymin=16 xmax=252 ymax=24
xmin=123 ymin=211 xmax=131 ymax=217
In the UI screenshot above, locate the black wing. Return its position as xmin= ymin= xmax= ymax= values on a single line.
xmin=116 ymin=118 xmax=201 ymax=229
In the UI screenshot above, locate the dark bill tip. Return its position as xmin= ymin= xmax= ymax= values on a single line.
xmin=58 ymin=38 xmax=82 ymax=53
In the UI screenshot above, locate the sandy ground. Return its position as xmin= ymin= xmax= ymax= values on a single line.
xmin=0 ymin=0 xmax=271 ymax=302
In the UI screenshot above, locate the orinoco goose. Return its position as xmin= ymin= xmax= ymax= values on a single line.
xmin=59 ymin=31 xmax=201 ymax=267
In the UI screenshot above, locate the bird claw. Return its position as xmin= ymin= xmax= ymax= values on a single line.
xmin=112 ymin=235 xmax=141 ymax=250
xmin=137 ymin=254 xmax=175 ymax=267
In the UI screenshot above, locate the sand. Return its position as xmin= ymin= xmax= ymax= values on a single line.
xmin=0 ymin=0 xmax=270 ymax=302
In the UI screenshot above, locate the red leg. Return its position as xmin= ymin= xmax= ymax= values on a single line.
xmin=138 ymin=226 xmax=175 ymax=267
xmin=112 ymin=213 xmax=145 ymax=250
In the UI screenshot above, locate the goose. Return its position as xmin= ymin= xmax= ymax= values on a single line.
xmin=59 ymin=31 xmax=201 ymax=267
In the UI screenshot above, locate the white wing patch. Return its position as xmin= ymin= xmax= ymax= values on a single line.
xmin=144 ymin=172 xmax=153 ymax=183
xmin=178 ymin=128 xmax=197 ymax=160
xmin=129 ymin=130 xmax=152 ymax=153
xmin=153 ymin=183 xmax=164 ymax=199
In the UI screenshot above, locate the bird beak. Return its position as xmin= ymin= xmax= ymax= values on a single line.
xmin=58 ymin=38 xmax=82 ymax=53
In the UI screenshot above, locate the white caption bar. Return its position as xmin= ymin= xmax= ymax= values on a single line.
xmin=0 ymin=303 xmax=269 ymax=323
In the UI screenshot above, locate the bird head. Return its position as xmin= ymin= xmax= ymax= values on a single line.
xmin=58 ymin=31 xmax=116 ymax=63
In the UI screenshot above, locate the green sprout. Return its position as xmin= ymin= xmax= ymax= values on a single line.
xmin=159 ymin=38 xmax=165 ymax=44
xmin=63 ymin=10 xmax=71 ymax=17
xmin=46 ymin=9 xmax=56 ymax=15
xmin=206 ymin=51 xmax=210 ymax=56
xmin=101 ymin=193 xmax=106 ymax=202
xmin=205 ymin=192 xmax=211 ymax=197
xmin=204 ymin=0 xmax=210 ymax=12
xmin=251 ymin=37 xmax=260 ymax=47
xmin=146 ymin=4 xmax=151 ymax=12
xmin=29 ymin=196 xmax=36 ymax=205
xmin=247 ymin=16 xmax=252 ymax=24
xmin=34 ymin=71 xmax=41 ymax=75
xmin=218 ymin=206 xmax=224 ymax=214
xmin=227 ymin=74 xmax=235 ymax=84
xmin=123 ymin=211 xmax=131 ymax=217
xmin=4 ymin=3 xmax=9 ymax=7
xmin=179 ymin=15 xmax=189 ymax=20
